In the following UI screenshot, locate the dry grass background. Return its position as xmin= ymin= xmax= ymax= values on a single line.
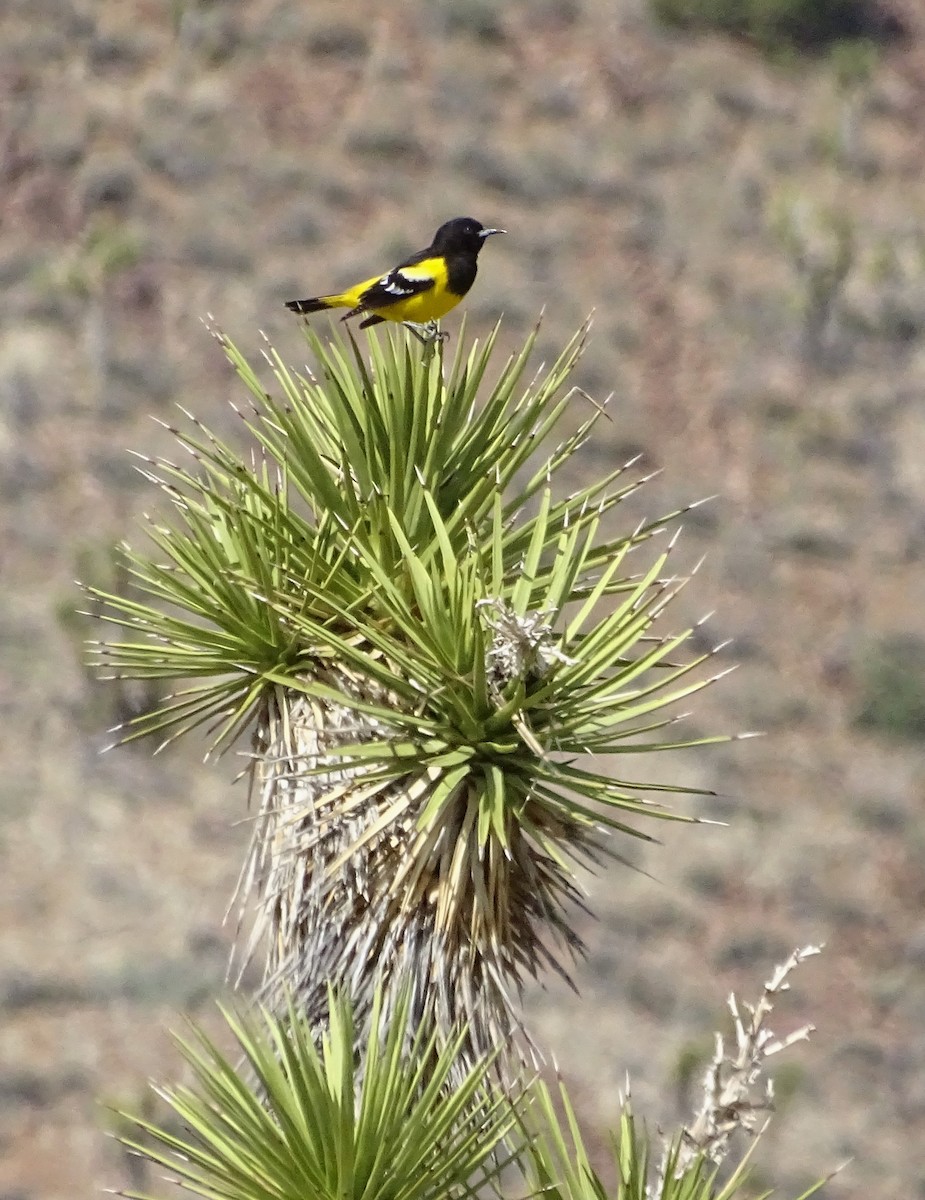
xmin=2 ymin=0 xmax=925 ymax=1196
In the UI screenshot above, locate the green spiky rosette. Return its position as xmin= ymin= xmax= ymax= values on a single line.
xmin=116 ymin=987 xmax=521 ymax=1200
xmin=89 ymin=318 xmax=733 ymax=1067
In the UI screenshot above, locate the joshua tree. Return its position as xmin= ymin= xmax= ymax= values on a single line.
xmin=97 ymin=319 xmax=827 ymax=1200
xmin=92 ymin=318 xmax=729 ymax=1068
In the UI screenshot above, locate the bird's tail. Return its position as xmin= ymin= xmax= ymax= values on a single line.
xmin=284 ymin=293 xmax=345 ymax=314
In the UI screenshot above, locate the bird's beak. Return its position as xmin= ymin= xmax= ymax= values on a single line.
xmin=479 ymin=228 xmax=506 ymax=238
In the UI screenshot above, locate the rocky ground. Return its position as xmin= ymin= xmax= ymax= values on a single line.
xmin=2 ymin=1 xmax=925 ymax=1196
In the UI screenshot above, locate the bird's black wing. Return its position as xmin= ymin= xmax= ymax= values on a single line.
xmin=349 ymin=247 xmax=438 ymax=315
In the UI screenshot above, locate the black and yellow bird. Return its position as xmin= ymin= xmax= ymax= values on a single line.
xmin=285 ymin=216 xmax=504 ymax=340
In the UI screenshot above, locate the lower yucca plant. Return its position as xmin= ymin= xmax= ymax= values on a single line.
xmin=115 ymin=987 xmax=520 ymax=1200
xmin=91 ymin=318 xmax=733 ymax=1066
xmin=116 ymin=953 xmax=829 ymax=1200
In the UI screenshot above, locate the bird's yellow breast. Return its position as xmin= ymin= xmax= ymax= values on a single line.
xmin=375 ymin=287 xmax=461 ymax=323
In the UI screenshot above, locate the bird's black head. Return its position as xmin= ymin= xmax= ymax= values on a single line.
xmin=431 ymin=216 xmax=505 ymax=256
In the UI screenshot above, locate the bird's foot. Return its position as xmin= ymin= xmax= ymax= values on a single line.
xmin=403 ymin=320 xmax=449 ymax=346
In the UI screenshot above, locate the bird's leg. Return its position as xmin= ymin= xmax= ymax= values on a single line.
xmin=401 ymin=322 xmax=428 ymax=344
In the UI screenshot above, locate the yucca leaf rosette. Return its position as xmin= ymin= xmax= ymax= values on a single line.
xmin=90 ymin=320 xmax=733 ymax=1064
xmin=116 ymin=987 xmax=518 ymax=1200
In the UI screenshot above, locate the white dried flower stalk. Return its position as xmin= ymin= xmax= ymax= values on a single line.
xmin=664 ymin=944 xmax=822 ymax=1183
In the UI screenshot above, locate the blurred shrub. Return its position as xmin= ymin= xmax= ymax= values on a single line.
xmin=40 ymin=217 xmax=144 ymax=301
xmin=769 ymin=189 xmax=856 ymax=365
xmin=822 ymin=37 xmax=880 ymax=171
xmin=651 ymin=0 xmax=903 ymax=51
xmin=830 ymin=36 xmax=879 ymax=90
xmin=771 ymin=1060 xmax=806 ymax=1107
xmin=433 ymin=0 xmax=507 ymax=42
xmin=854 ymin=231 xmax=925 ymax=343
xmin=305 ymin=22 xmax=368 ymax=59
xmin=854 ymin=634 xmax=925 ymax=741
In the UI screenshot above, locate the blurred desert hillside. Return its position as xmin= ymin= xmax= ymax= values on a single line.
xmin=2 ymin=1 xmax=925 ymax=1197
